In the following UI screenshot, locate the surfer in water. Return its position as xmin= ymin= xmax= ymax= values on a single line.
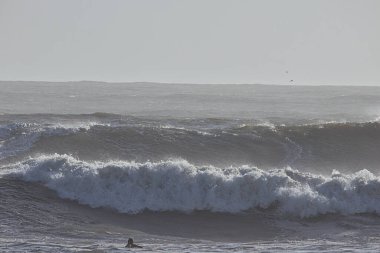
xmin=125 ymin=238 xmax=143 ymax=248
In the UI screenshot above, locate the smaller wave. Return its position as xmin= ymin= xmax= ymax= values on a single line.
xmin=0 ymin=122 xmax=108 ymax=160
xmin=6 ymin=154 xmax=380 ymax=217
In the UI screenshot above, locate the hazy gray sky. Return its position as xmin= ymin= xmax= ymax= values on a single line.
xmin=0 ymin=0 xmax=379 ymax=85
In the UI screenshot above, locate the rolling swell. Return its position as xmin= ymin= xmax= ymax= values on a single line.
xmin=4 ymin=119 xmax=380 ymax=171
xmin=6 ymin=154 xmax=380 ymax=218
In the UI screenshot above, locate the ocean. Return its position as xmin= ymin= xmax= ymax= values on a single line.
xmin=1 ymin=81 xmax=380 ymax=252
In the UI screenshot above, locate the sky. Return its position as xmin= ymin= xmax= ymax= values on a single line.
xmin=0 ymin=0 xmax=379 ymax=85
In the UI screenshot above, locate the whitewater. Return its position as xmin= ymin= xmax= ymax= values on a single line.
xmin=1 ymin=81 xmax=380 ymax=252
xmin=7 ymin=154 xmax=380 ymax=218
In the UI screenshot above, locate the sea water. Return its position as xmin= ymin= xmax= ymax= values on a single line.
xmin=1 ymin=81 xmax=380 ymax=252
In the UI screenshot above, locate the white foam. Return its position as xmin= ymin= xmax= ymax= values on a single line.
xmin=7 ymin=154 xmax=380 ymax=217
xmin=158 ymin=124 xmax=214 ymax=136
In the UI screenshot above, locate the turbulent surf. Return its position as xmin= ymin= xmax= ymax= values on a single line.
xmin=1 ymin=82 xmax=380 ymax=252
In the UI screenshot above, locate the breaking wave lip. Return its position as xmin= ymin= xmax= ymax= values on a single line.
xmin=6 ymin=154 xmax=380 ymax=218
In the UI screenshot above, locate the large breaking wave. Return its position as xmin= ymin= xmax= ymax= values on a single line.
xmin=6 ymin=154 xmax=380 ymax=218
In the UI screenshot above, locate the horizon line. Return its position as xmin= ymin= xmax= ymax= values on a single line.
xmin=0 ymin=80 xmax=380 ymax=87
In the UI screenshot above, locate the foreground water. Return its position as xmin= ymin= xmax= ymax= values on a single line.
xmin=1 ymin=82 xmax=380 ymax=252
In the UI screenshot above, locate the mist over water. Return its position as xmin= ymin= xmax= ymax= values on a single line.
xmin=1 ymin=82 xmax=380 ymax=252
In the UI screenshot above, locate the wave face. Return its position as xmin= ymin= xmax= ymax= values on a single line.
xmin=8 ymin=154 xmax=380 ymax=218
xmin=0 ymin=121 xmax=105 ymax=160
xmin=1 ymin=115 xmax=380 ymax=171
